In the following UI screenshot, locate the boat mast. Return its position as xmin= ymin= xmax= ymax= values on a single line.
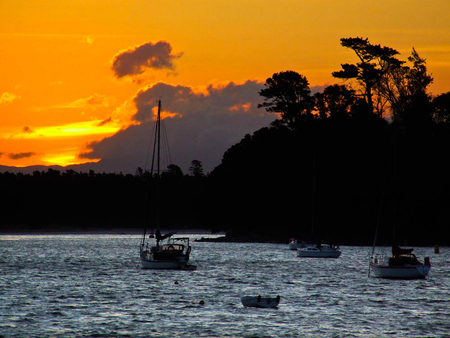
xmin=156 ymin=99 xmax=161 ymax=230
xmin=141 ymin=100 xmax=162 ymax=248
xmin=369 ymin=125 xmax=396 ymax=275
xmin=311 ymin=154 xmax=316 ymax=239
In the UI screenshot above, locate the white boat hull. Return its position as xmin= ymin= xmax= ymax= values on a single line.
xmin=241 ymin=296 xmax=280 ymax=308
xmin=288 ymin=243 xmax=298 ymax=250
xmin=297 ymin=246 xmax=341 ymax=258
xmin=370 ymin=263 xmax=430 ymax=279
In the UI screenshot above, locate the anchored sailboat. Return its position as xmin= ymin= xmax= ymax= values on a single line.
xmin=369 ymin=126 xmax=430 ymax=279
xmin=139 ymin=100 xmax=195 ymax=270
xmin=297 ymin=155 xmax=341 ymax=258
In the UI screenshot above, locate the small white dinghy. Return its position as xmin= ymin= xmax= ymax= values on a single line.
xmin=241 ymin=295 xmax=280 ymax=309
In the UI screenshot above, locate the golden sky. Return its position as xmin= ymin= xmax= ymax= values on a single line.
xmin=1 ymin=0 xmax=449 ymax=171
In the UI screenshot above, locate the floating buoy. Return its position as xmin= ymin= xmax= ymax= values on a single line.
xmin=174 ymin=280 xmax=179 ymax=284
xmin=199 ymin=300 xmax=205 ymax=305
xmin=434 ymin=245 xmax=440 ymax=254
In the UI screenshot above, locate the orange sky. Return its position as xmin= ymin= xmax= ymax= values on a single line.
xmin=1 ymin=0 xmax=449 ymax=171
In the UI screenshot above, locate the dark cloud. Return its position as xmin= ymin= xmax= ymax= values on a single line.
xmin=22 ymin=126 xmax=34 ymax=133
xmin=80 ymin=80 xmax=276 ymax=174
xmin=98 ymin=117 xmax=113 ymax=127
xmin=111 ymin=41 xmax=183 ymax=78
xmin=8 ymin=152 xmax=36 ymax=160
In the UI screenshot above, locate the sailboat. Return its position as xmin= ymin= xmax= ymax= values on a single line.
xmin=369 ymin=126 xmax=430 ymax=279
xmin=297 ymin=155 xmax=341 ymax=258
xmin=369 ymin=243 xmax=430 ymax=279
xmin=139 ymin=100 xmax=195 ymax=270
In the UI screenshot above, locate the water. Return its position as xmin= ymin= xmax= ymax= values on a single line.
xmin=0 ymin=234 xmax=449 ymax=337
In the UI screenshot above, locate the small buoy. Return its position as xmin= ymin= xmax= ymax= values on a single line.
xmin=434 ymin=245 xmax=440 ymax=254
xmin=199 ymin=300 xmax=205 ymax=305
xmin=174 ymin=280 xmax=179 ymax=284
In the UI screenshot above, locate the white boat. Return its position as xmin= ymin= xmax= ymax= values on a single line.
xmin=139 ymin=100 xmax=196 ymax=270
xmin=369 ymin=127 xmax=431 ymax=279
xmin=140 ymin=233 xmax=195 ymax=270
xmin=295 ymin=156 xmax=341 ymax=257
xmin=288 ymin=238 xmax=298 ymax=250
xmin=370 ymin=247 xmax=430 ymax=279
xmin=297 ymin=243 xmax=341 ymax=258
xmin=241 ymin=295 xmax=280 ymax=309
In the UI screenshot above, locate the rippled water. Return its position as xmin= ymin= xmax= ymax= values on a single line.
xmin=0 ymin=234 xmax=449 ymax=337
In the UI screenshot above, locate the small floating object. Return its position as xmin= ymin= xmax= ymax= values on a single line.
xmin=241 ymin=295 xmax=280 ymax=309
xmin=199 ymin=300 xmax=205 ymax=305
xmin=174 ymin=280 xmax=179 ymax=284
xmin=434 ymin=245 xmax=440 ymax=254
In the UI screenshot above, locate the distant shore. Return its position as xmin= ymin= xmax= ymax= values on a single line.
xmin=0 ymin=228 xmax=220 ymax=236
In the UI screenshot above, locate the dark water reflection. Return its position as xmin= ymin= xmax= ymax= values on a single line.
xmin=0 ymin=235 xmax=449 ymax=337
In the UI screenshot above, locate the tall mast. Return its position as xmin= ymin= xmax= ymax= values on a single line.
xmin=311 ymin=154 xmax=316 ymax=239
xmin=155 ymin=99 xmax=161 ymax=229
xmin=141 ymin=99 xmax=162 ymax=248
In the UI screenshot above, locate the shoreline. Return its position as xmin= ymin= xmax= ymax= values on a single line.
xmin=0 ymin=228 xmax=221 ymax=236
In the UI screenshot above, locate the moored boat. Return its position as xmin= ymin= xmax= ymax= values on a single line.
xmin=370 ymin=247 xmax=430 ymax=279
xmin=297 ymin=243 xmax=341 ymax=258
xmin=288 ymin=238 xmax=298 ymax=250
xmin=138 ymin=100 xmax=196 ymax=270
xmin=241 ymin=295 xmax=280 ymax=309
xmin=140 ymin=232 xmax=195 ymax=270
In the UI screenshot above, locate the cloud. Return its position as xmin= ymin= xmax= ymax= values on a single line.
xmin=111 ymin=40 xmax=183 ymax=78
xmin=79 ymin=80 xmax=277 ymax=174
xmin=0 ymin=92 xmax=20 ymax=106
xmin=58 ymin=94 xmax=109 ymax=109
xmin=8 ymin=152 xmax=36 ymax=160
xmin=3 ymin=120 xmax=120 ymax=140
xmin=22 ymin=126 xmax=35 ymax=134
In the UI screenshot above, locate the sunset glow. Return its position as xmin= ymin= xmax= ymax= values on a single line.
xmin=1 ymin=0 xmax=449 ymax=172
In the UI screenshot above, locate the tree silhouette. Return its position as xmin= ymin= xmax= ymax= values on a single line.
xmin=258 ymin=71 xmax=313 ymax=128
xmin=332 ymin=37 xmax=403 ymax=116
xmin=189 ymin=160 xmax=204 ymax=177
xmin=432 ymin=92 xmax=450 ymax=123
xmin=314 ymin=84 xmax=357 ymax=120
xmin=166 ymin=164 xmax=183 ymax=178
xmin=379 ymin=48 xmax=434 ymax=131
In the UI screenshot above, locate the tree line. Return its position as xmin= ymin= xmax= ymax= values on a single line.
xmin=1 ymin=37 xmax=450 ymax=245
xmin=207 ymin=37 xmax=450 ymax=245
xmin=0 ymin=162 xmax=208 ymax=232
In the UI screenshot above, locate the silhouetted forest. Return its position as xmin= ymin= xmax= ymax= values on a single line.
xmin=2 ymin=37 xmax=450 ymax=245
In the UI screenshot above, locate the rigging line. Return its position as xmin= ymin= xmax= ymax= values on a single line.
xmin=311 ymin=154 xmax=316 ymax=239
xmin=369 ymin=125 xmax=396 ymax=276
xmin=161 ymin=120 xmax=172 ymax=166
xmin=143 ymin=114 xmax=157 ymax=172
xmin=141 ymin=118 xmax=157 ymax=248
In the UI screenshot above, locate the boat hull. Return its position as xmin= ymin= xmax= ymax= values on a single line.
xmin=370 ymin=262 xmax=430 ymax=279
xmin=140 ymin=258 xmax=184 ymax=269
xmin=288 ymin=243 xmax=298 ymax=250
xmin=297 ymin=247 xmax=341 ymax=258
xmin=241 ymin=296 xmax=280 ymax=309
